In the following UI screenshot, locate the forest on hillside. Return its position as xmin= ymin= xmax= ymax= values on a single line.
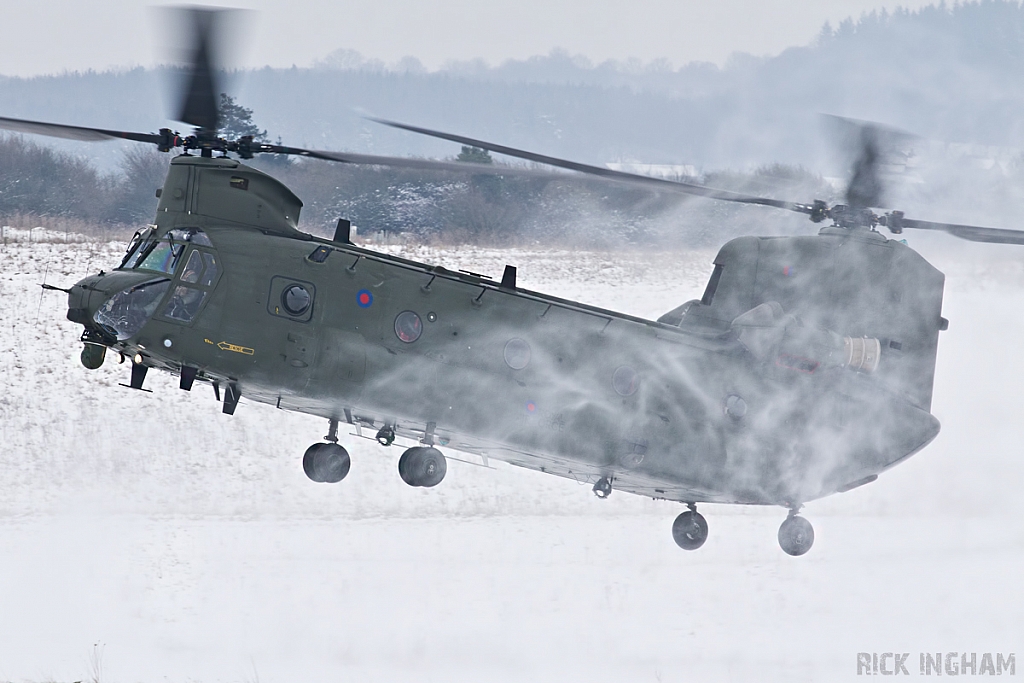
xmin=6 ymin=2 xmax=1024 ymax=167
xmin=6 ymin=2 xmax=1024 ymax=242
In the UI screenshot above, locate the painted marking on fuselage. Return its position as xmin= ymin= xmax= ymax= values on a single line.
xmin=217 ymin=341 xmax=255 ymax=355
xmin=356 ymin=289 xmax=373 ymax=308
xmin=776 ymin=352 xmax=817 ymax=373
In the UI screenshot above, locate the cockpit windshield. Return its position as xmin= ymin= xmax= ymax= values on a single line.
xmin=138 ymin=241 xmax=181 ymax=273
xmin=120 ymin=228 xmax=155 ymax=269
xmin=123 ymin=228 xmax=214 ymax=275
xmin=93 ymin=278 xmax=172 ymax=340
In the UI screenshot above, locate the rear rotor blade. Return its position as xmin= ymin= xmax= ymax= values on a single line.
xmin=822 ymin=114 xmax=915 ymax=210
xmin=846 ymin=127 xmax=885 ymax=208
xmin=888 ymin=215 xmax=1024 ymax=245
xmin=373 ymin=117 xmax=1024 ymax=246
xmin=369 ymin=117 xmax=815 ymax=214
xmin=0 ymin=115 xmax=163 ymax=145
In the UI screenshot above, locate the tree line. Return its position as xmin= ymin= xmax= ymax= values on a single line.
xmin=0 ymin=135 xmax=167 ymax=231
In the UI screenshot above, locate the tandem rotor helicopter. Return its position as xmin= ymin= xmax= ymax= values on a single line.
xmin=4 ymin=8 xmax=1024 ymax=556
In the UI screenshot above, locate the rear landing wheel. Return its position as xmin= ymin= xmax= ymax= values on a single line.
xmin=398 ymin=446 xmax=447 ymax=487
xmin=778 ymin=515 xmax=814 ymax=556
xmin=302 ymin=442 xmax=351 ymax=483
xmin=672 ymin=510 xmax=708 ymax=550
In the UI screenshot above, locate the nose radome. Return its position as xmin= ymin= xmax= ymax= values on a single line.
xmin=66 ymin=282 xmax=93 ymax=325
xmin=65 ymin=274 xmax=108 ymax=326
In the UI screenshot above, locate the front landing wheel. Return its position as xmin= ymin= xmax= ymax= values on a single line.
xmin=778 ymin=515 xmax=814 ymax=556
xmin=672 ymin=510 xmax=708 ymax=550
xmin=302 ymin=442 xmax=351 ymax=483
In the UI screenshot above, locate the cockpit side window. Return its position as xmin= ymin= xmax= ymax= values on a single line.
xmin=164 ymin=285 xmax=207 ymax=322
xmin=200 ymin=252 xmax=219 ymax=286
xmin=180 ymin=250 xmax=203 ymax=283
xmin=159 ymin=241 xmax=221 ymax=325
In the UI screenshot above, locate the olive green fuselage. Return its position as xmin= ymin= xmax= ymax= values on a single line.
xmin=69 ymin=155 xmax=946 ymax=507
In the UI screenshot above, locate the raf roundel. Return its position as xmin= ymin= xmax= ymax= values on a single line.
xmin=356 ymin=289 xmax=373 ymax=308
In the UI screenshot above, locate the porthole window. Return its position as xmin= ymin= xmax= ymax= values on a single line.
xmin=282 ymin=284 xmax=311 ymax=316
xmin=394 ymin=311 xmax=423 ymax=343
xmin=612 ymin=365 xmax=640 ymax=396
xmin=724 ymin=394 xmax=748 ymax=420
xmin=503 ymin=338 xmax=531 ymax=370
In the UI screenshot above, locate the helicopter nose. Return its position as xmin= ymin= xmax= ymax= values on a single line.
xmin=65 ymin=274 xmax=108 ymax=326
xmin=66 ymin=283 xmax=92 ymax=325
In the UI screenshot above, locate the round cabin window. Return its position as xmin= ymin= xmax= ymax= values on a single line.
xmin=503 ymin=338 xmax=531 ymax=370
xmin=612 ymin=365 xmax=640 ymax=396
xmin=282 ymin=284 xmax=311 ymax=315
xmin=724 ymin=394 xmax=748 ymax=420
xmin=394 ymin=311 xmax=423 ymax=343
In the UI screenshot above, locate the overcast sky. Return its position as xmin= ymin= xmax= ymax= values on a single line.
xmin=3 ymin=0 xmax=942 ymax=77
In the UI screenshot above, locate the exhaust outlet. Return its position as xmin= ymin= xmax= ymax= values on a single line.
xmin=843 ymin=337 xmax=881 ymax=373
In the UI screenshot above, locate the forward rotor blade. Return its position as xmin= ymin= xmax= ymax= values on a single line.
xmin=256 ymin=142 xmax=582 ymax=178
xmin=175 ymin=7 xmax=224 ymax=132
xmin=369 ymin=117 xmax=814 ymax=214
xmin=0 ymin=115 xmax=163 ymax=144
xmin=893 ymin=216 xmax=1024 ymax=245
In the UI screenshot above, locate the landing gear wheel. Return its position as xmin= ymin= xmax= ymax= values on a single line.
xmin=593 ymin=477 xmax=612 ymax=498
xmin=672 ymin=510 xmax=709 ymax=550
xmin=398 ymin=447 xmax=447 ymax=487
xmin=778 ymin=515 xmax=814 ymax=556
xmin=302 ymin=442 xmax=351 ymax=483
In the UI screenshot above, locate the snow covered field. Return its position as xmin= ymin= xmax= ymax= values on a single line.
xmin=0 ymin=234 xmax=1021 ymax=682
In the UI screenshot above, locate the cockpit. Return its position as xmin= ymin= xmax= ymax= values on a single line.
xmin=120 ymin=227 xmax=214 ymax=271
xmin=90 ymin=228 xmax=221 ymax=341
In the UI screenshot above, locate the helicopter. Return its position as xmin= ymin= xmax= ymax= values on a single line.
xmin=5 ymin=8 xmax=1024 ymax=557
